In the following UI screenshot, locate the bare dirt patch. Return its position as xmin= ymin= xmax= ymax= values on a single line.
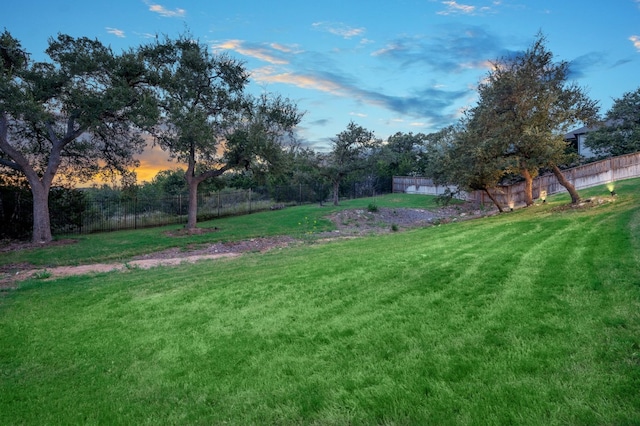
xmin=324 ymin=204 xmax=494 ymax=237
xmin=1 ymin=202 xmax=495 ymax=288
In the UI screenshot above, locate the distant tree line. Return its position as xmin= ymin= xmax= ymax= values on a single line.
xmin=1 ymin=29 xmax=638 ymax=241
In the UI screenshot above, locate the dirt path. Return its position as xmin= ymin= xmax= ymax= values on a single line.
xmin=6 ymin=253 xmax=241 ymax=283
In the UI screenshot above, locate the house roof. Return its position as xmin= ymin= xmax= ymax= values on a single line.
xmin=565 ymin=125 xmax=597 ymax=140
xmin=564 ymin=119 xmax=622 ymax=140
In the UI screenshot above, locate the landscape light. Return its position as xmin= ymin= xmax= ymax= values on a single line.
xmin=508 ymin=201 xmax=515 ymax=211
xmin=607 ymin=182 xmax=615 ymax=195
xmin=540 ymin=190 xmax=547 ymax=204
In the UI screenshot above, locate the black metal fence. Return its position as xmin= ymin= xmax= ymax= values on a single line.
xmin=1 ymin=178 xmax=391 ymax=239
xmin=63 ymin=185 xmax=328 ymax=235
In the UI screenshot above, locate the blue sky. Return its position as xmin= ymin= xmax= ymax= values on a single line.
xmin=3 ymin=1 xmax=640 ymax=177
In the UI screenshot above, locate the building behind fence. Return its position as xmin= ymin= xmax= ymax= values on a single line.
xmin=394 ymin=152 xmax=640 ymax=207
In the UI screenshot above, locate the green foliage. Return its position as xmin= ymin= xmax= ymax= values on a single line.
xmin=372 ymin=132 xmax=428 ymax=184
xmin=367 ymin=202 xmax=378 ymax=212
xmin=0 ymin=174 xmax=86 ymax=239
xmin=426 ymin=34 xmax=599 ymax=208
xmin=435 ymin=187 xmax=457 ymax=206
xmin=142 ymin=33 xmax=302 ymax=229
xmin=297 ymin=215 xmax=318 ymax=237
xmin=1 ymin=180 xmax=639 ymax=423
xmin=586 ymin=87 xmax=640 ymax=157
xmin=0 ymin=30 xmax=158 ymax=242
xmin=320 ymin=121 xmax=381 ymax=206
xmin=31 ymin=269 xmax=51 ymax=279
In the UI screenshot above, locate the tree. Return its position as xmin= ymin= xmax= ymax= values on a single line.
xmin=370 ymin=132 xmax=427 ymax=192
xmin=422 ymin=126 xmax=459 ymax=187
xmin=383 ymin=132 xmax=427 ymax=176
xmin=319 ymin=122 xmax=380 ymax=206
xmin=473 ymin=34 xmax=598 ymax=205
xmin=143 ymin=34 xmax=302 ymax=230
xmin=0 ymin=31 xmax=156 ymax=242
xmin=585 ymin=87 xmax=640 ymax=157
xmin=423 ymin=123 xmax=509 ymax=212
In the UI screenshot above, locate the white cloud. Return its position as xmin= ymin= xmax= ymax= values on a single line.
xmin=106 ymin=27 xmax=125 ymax=38
xmin=371 ymin=42 xmax=402 ymax=57
xmin=269 ymin=43 xmax=303 ymax=55
xmin=145 ymin=1 xmax=186 ymax=18
xmin=436 ymin=1 xmax=494 ymax=15
xmin=630 ymin=35 xmax=640 ymax=52
xmin=253 ymin=68 xmax=348 ymax=96
xmin=437 ymin=1 xmax=476 ymax=15
xmin=312 ymin=22 xmax=365 ymax=39
xmin=213 ymin=40 xmax=290 ymax=65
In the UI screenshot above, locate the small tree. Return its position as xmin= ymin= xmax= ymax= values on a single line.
xmin=424 ymin=122 xmax=509 ymax=212
xmin=144 ymin=34 xmax=302 ymax=230
xmin=0 ymin=31 xmax=156 ymax=242
xmin=320 ymin=122 xmax=380 ymax=206
xmin=586 ymin=87 xmax=640 ymax=157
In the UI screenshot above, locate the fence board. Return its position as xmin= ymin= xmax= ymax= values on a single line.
xmin=393 ymin=152 xmax=640 ymax=207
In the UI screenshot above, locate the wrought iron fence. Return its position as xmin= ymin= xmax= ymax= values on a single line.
xmin=63 ymin=185 xmax=323 ymax=235
xmin=1 ymin=178 xmax=391 ymax=239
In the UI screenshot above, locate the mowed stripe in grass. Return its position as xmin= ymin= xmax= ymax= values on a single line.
xmin=1 ymin=183 xmax=640 ymax=424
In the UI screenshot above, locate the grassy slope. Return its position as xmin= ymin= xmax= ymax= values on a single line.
xmin=0 ymin=193 xmax=441 ymax=267
xmin=1 ymin=182 xmax=639 ymax=424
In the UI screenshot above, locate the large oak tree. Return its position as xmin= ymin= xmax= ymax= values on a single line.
xmin=143 ymin=34 xmax=302 ymax=230
xmin=473 ymin=34 xmax=598 ymax=205
xmin=0 ymin=31 xmax=157 ymax=242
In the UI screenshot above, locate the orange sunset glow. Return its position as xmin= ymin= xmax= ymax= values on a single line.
xmin=135 ymin=144 xmax=184 ymax=183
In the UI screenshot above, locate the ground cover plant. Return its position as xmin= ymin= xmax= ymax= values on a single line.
xmin=1 ymin=181 xmax=639 ymax=424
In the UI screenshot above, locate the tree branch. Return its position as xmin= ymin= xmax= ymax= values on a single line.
xmin=0 ymin=157 xmax=23 ymax=172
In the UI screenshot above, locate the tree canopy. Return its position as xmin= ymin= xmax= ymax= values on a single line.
xmin=0 ymin=30 xmax=157 ymax=242
xmin=142 ymin=33 xmax=302 ymax=230
xmin=422 ymin=34 xmax=598 ymax=207
xmin=320 ymin=122 xmax=380 ymax=206
xmin=585 ymin=87 xmax=640 ymax=157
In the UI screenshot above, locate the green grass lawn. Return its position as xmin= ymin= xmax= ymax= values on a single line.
xmin=1 ymin=182 xmax=639 ymax=424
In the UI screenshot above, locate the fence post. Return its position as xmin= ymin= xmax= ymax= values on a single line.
xmin=249 ymin=188 xmax=252 ymax=213
xmin=217 ymin=191 xmax=220 ymax=217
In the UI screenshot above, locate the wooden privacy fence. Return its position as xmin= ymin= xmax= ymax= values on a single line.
xmin=393 ymin=152 xmax=640 ymax=207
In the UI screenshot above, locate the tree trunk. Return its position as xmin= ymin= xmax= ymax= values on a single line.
xmin=30 ymin=182 xmax=53 ymax=243
xmin=483 ymin=188 xmax=504 ymax=213
xmin=332 ymin=179 xmax=340 ymax=206
xmin=185 ymin=175 xmax=199 ymax=231
xmin=521 ymin=168 xmax=534 ymax=206
xmin=552 ymin=164 xmax=581 ymax=204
